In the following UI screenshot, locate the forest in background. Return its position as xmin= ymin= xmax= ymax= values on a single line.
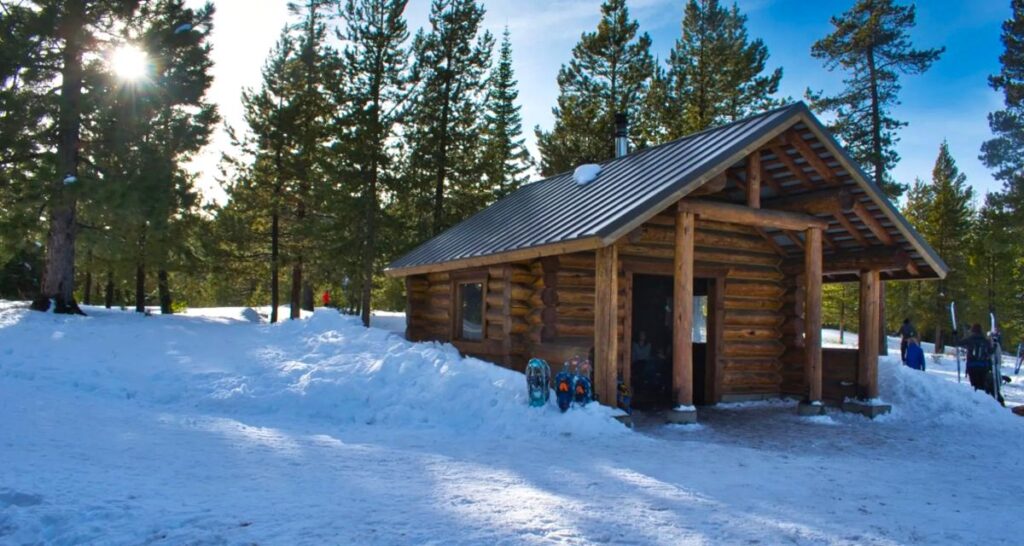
xmin=2 ymin=0 xmax=1024 ymax=350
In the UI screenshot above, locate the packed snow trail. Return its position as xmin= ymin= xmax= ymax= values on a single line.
xmin=1 ymin=303 xmax=1022 ymax=545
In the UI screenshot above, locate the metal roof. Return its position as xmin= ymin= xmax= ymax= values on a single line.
xmin=387 ymin=102 xmax=949 ymax=281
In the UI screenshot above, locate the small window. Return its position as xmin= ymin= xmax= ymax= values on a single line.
xmin=457 ymin=282 xmax=484 ymax=341
xmin=693 ymin=295 xmax=708 ymax=343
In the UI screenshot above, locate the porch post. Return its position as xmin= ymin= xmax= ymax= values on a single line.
xmin=858 ymin=269 xmax=881 ymax=399
xmin=594 ymin=244 xmax=619 ymax=407
xmin=673 ymin=210 xmax=695 ymax=412
xmin=804 ymin=227 xmax=823 ymax=406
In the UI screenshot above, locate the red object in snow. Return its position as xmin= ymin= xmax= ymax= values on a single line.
xmin=322 ymin=291 xmax=330 ymax=305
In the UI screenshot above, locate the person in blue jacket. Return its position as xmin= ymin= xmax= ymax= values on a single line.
xmin=904 ymin=336 xmax=926 ymax=371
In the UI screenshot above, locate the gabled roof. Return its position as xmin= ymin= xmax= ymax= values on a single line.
xmin=387 ymin=102 xmax=948 ymax=281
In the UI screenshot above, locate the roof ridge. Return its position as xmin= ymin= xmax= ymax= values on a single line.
xmin=533 ymin=101 xmax=807 ymax=185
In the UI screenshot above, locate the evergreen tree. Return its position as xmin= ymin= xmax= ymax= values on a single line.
xmin=808 ymin=0 xmax=943 ymax=198
xmin=535 ymin=0 xmax=654 ymax=175
xmin=404 ymin=0 xmax=493 ymax=236
xmin=662 ymin=0 xmax=782 ymax=139
xmin=481 ymin=28 xmax=532 ymax=199
xmin=982 ymin=0 xmax=1024 ymax=219
xmin=970 ymin=195 xmax=1020 ymax=333
xmin=5 ymin=0 xmax=143 ymax=314
xmin=902 ymin=143 xmax=974 ymax=347
xmin=338 ymin=0 xmax=411 ymax=326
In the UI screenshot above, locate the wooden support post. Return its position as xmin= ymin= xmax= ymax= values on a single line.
xmin=858 ymin=269 xmax=881 ymax=399
xmin=594 ymin=245 xmax=619 ymax=406
xmin=622 ymin=271 xmax=633 ymax=389
xmin=804 ymin=227 xmax=823 ymax=403
xmin=501 ymin=265 xmax=513 ymax=366
xmin=747 ymin=152 xmax=761 ymax=208
xmin=674 ymin=210 xmax=695 ymax=408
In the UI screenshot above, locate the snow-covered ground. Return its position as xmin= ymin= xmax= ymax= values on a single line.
xmin=1 ymin=303 xmax=1021 ymax=545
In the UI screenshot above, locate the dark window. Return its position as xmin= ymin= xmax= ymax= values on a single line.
xmin=457 ymin=282 xmax=483 ymax=341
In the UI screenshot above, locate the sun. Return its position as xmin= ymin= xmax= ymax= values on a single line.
xmin=110 ymin=44 xmax=149 ymax=81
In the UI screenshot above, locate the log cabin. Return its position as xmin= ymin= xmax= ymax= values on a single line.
xmin=385 ymin=102 xmax=948 ymax=421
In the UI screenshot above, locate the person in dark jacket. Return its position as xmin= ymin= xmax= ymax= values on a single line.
xmin=905 ymin=337 xmax=926 ymax=371
xmin=898 ymin=318 xmax=918 ymax=363
xmin=964 ymin=323 xmax=995 ymax=395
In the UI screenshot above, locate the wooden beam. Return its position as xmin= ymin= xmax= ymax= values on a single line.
xmin=385 ymin=236 xmax=603 ymax=277
xmin=594 ymin=245 xmax=618 ymax=407
xmin=833 ymin=211 xmax=871 ymax=247
xmin=786 ymin=131 xmax=840 ymax=186
xmin=783 ymin=246 xmax=911 ymax=276
xmin=678 ymin=199 xmax=828 ymax=232
xmin=747 ymin=152 xmax=761 ymax=208
xmin=756 ymin=228 xmax=789 ymax=255
xmin=764 ymin=188 xmax=854 ymax=215
xmin=674 ymin=211 xmax=695 ymax=408
xmin=858 ymin=269 xmax=880 ymax=399
xmin=501 ymin=265 xmax=513 ymax=366
xmin=851 ymin=201 xmax=896 ymax=245
xmin=784 ymin=230 xmax=805 ymax=250
xmin=690 ymin=172 xmax=728 ymax=197
xmin=769 ymin=145 xmax=817 ymax=190
xmin=622 ymin=271 xmax=633 ymax=389
xmin=805 ymin=227 xmax=823 ymax=403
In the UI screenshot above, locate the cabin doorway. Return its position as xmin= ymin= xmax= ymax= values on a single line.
xmin=628 ymin=274 xmax=715 ymax=410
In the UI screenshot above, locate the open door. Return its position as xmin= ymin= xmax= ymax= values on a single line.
xmin=628 ymin=274 xmax=719 ymax=409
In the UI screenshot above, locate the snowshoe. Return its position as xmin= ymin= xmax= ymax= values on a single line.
xmin=525 ymin=358 xmax=551 ymax=407
xmin=617 ymin=380 xmax=632 ymax=415
xmin=573 ymin=358 xmax=593 ymax=406
xmin=554 ymin=368 xmax=574 ymax=412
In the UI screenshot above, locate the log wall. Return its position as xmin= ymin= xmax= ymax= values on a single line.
xmin=404 ymin=209 xmax=793 ymax=401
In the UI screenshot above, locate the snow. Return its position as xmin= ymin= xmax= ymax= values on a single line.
xmin=2 ymin=303 xmax=1023 ymax=544
xmin=573 ymin=163 xmax=601 ymax=185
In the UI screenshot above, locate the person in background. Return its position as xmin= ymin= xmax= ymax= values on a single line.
xmin=898 ymin=318 xmax=918 ymax=363
xmin=964 ymin=323 xmax=1000 ymax=403
xmin=904 ymin=336 xmax=925 ymax=371
xmin=321 ymin=290 xmax=330 ymax=307
xmin=632 ymin=331 xmax=652 ymax=365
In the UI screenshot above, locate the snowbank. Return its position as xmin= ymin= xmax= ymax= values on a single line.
xmin=0 ymin=304 xmax=626 ymax=439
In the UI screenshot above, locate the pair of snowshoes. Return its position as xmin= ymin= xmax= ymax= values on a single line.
xmin=526 ymin=358 xmax=551 ymax=407
xmin=554 ymin=356 xmax=592 ymax=412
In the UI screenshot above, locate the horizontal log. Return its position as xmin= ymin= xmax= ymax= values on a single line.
xmin=724 ymin=326 xmax=781 ymax=341
xmin=695 ymin=249 xmax=783 ymax=268
xmin=722 ymin=371 xmax=783 ymax=388
xmin=764 ymin=188 xmax=854 ymax=215
xmin=679 ymin=199 xmax=829 ymax=231
xmin=557 ymin=253 xmax=596 ymax=269
xmin=426 ymin=272 xmax=450 ymax=283
xmin=782 ymin=246 xmax=911 ymax=276
xmin=724 ymin=298 xmax=783 ymax=312
xmin=722 ymin=340 xmax=786 ymax=358
xmin=427 ymin=283 xmax=450 ymax=295
xmin=725 ymin=282 xmax=785 ymax=300
xmin=726 ymin=266 xmax=784 ymax=282
xmin=723 ymin=311 xmax=785 ymax=328
xmin=721 ymin=358 xmax=782 ymax=373
xmin=556 ymin=321 xmax=593 ymax=338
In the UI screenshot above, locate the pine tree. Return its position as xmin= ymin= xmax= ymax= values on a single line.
xmin=982 ymin=0 xmax=1024 ymax=219
xmin=808 ymin=0 xmax=943 ymax=199
xmin=9 ymin=0 xmax=143 ymax=314
xmin=404 ymin=0 xmax=493 ymax=236
xmin=662 ymin=0 xmax=782 ymax=139
xmin=535 ymin=0 xmax=654 ymax=176
xmin=339 ymin=0 xmax=411 ymax=326
xmin=903 ymin=143 xmax=974 ymax=347
xmin=481 ymin=28 xmax=532 ymax=199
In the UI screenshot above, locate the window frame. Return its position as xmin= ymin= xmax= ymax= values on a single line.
xmin=450 ymin=271 xmax=487 ymax=342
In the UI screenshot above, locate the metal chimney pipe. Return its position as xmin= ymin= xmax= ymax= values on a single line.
xmin=614 ymin=113 xmax=628 ymax=158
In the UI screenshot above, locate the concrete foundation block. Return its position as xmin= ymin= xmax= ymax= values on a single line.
xmin=841 ymin=399 xmax=892 ymax=419
xmin=665 ymin=407 xmax=698 ymax=424
xmin=797 ymin=401 xmax=827 ymax=416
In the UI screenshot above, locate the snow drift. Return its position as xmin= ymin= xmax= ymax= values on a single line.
xmin=0 ymin=304 xmax=627 ymax=438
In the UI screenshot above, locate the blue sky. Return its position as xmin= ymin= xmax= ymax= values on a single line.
xmin=191 ymin=0 xmax=1011 ymax=203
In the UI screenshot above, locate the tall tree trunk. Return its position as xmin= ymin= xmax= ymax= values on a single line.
xmin=290 ymin=260 xmax=302 ymax=320
xmin=135 ymin=263 xmax=146 ymax=313
xmin=361 ymin=164 xmax=379 ymax=327
xmin=301 ymin=281 xmax=314 ymax=311
xmin=104 ymin=271 xmax=114 ymax=309
xmin=31 ymin=0 xmax=86 ymax=315
xmin=432 ymin=78 xmax=452 ymax=235
xmin=157 ymin=269 xmax=172 ymax=314
xmin=270 ymin=211 xmax=280 ymax=323
xmin=83 ymin=270 xmax=92 ymax=306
